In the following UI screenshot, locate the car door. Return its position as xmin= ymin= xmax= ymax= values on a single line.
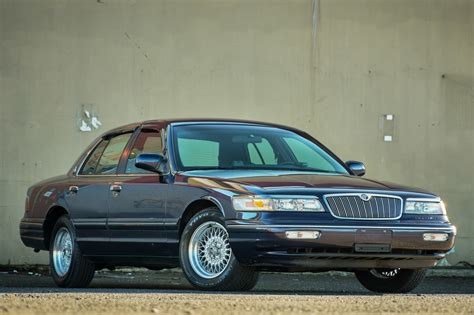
xmin=65 ymin=132 xmax=133 ymax=255
xmin=106 ymin=127 xmax=169 ymax=256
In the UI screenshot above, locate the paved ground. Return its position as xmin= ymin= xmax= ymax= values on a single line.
xmin=0 ymin=269 xmax=473 ymax=314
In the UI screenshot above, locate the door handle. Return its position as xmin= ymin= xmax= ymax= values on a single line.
xmin=110 ymin=184 xmax=122 ymax=193
xmin=68 ymin=186 xmax=79 ymax=194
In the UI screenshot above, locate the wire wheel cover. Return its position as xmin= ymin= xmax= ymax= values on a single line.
xmin=189 ymin=221 xmax=232 ymax=279
xmin=53 ymin=227 xmax=73 ymax=277
xmin=370 ymin=268 xmax=400 ymax=279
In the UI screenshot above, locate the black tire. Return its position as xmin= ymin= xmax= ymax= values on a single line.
xmin=179 ymin=208 xmax=259 ymax=291
xmin=355 ymin=268 xmax=427 ymax=293
xmin=49 ymin=215 xmax=95 ymax=288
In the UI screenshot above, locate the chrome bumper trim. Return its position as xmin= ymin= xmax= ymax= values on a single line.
xmin=228 ymin=224 xmax=456 ymax=233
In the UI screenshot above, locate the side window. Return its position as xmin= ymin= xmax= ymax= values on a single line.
xmin=95 ymin=133 xmax=132 ymax=175
xmin=125 ymin=130 xmax=163 ymax=174
xmin=283 ymin=137 xmax=335 ymax=171
xmin=178 ymin=138 xmax=219 ymax=167
xmin=247 ymin=139 xmax=278 ymax=165
xmin=79 ymin=140 xmax=108 ymax=175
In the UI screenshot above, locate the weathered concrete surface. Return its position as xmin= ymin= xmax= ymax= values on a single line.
xmin=0 ymin=270 xmax=473 ymax=314
xmin=0 ymin=0 xmax=473 ymax=265
xmin=1 ymin=293 xmax=472 ymax=315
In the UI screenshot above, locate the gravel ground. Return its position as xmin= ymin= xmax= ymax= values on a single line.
xmin=0 ymin=269 xmax=473 ymax=314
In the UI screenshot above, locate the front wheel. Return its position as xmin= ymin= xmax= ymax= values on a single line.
xmin=49 ymin=215 xmax=95 ymax=287
xmin=179 ymin=208 xmax=259 ymax=291
xmin=355 ymin=268 xmax=427 ymax=293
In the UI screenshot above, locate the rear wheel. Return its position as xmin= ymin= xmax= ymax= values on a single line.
xmin=355 ymin=268 xmax=427 ymax=293
xmin=180 ymin=208 xmax=259 ymax=291
xmin=49 ymin=215 xmax=95 ymax=287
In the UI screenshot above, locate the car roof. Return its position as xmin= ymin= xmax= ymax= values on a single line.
xmin=102 ymin=118 xmax=304 ymax=138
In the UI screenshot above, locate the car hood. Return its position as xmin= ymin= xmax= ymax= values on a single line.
xmin=177 ymin=170 xmax=435 ymax=196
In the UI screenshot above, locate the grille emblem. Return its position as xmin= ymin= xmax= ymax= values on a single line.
xmin=360 ymin=194 xmax=371 ymax=202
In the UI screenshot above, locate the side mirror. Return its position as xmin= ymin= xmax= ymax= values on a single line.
xmin=135 ymin=153 xmax=165 ymax=173
xmin=345 ymin=160 xmax=366 ymax=177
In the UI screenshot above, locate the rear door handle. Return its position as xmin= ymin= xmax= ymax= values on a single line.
xmin=110 ymin=184 xmax=122 ymax=192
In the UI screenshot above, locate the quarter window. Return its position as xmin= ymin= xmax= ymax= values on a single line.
xmin=79 ymin=141 xmax=108 ymax=175
xmin=95 ymin=133 xmax=132 ymax=175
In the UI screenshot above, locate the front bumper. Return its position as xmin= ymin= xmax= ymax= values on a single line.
xmin=227 ymin=222 xmax=456 ymax=271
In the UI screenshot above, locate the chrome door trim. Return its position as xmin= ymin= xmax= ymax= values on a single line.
xmin=227 ymin=224 xmax=457 ymax=232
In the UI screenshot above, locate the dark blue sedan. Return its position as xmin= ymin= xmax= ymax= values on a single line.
xmin=20 ymin=119 xmax=456 ymax=292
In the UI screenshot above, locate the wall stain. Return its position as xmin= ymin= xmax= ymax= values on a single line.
xmin=124 ymin=32 xmax=155 ymax=73
xmin=442 ymin=74 xmax=473 ymax=131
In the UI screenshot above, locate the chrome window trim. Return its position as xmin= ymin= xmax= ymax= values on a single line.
xmin=166 ymin=124 xmax=179 ymax=176
xmin=75 ymin=127 xmax=171 ymax=178
xmin=76 ymin=173 xmax=159 ymax=178
xmin=323 ymin=193 xmax=404 ymax=220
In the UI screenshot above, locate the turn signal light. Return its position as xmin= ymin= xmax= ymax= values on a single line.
xmin=285 ymin=231 xmax=321 ymax=239
xmin=423 ymin=233 xmax=448 ymax=242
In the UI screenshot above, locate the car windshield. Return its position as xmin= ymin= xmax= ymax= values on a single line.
xmin=172 ymin=124 xmax=348 ymax=174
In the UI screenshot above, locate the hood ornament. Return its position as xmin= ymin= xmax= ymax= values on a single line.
xmin=360 ymin=194 xmax=371 ymax=202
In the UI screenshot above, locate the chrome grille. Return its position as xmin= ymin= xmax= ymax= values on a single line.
xmin=324 ymin=194 xmax=403 ymax=220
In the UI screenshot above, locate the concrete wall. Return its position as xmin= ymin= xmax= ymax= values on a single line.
xmin=0 ymin=0 xmax=472 ymax=265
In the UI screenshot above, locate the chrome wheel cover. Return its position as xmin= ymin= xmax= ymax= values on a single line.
xmin=188 ymin=221 xmax=232 ymax=279
xmin=370 ymin=268 xmax=400 ymax=279
xmin=52 ymin=227 xmax=73 ymax=277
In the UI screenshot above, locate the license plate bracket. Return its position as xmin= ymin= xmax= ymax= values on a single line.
xmin=355 ymin=229 xmax=393 ymax=243
xmin=354 ymin=243 xmax=391 ymax=253
xmin=354 ymin=229 xmax=393 ymax=253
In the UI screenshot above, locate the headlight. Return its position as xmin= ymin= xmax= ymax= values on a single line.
xmin=232 ymin=195 xmax=324 ymax=212
xmin=404 ymin=199 xmax=446 ymax=215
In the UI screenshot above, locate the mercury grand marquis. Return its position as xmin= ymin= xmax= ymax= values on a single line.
xmin=20 ymin=119 xmax=456 ymax=292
